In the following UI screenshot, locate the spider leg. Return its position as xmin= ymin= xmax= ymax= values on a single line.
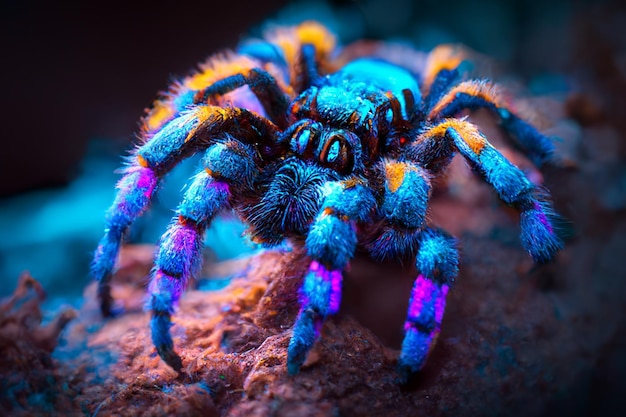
xmin=150 ymin=137 xmax=258 ymax=371
xmin=420 ymin=68 xmax=460 ymax=118
xmin=426 ymin=79 xmax=555 ymax=166
xmin=145 ymin=21 xmax=337 ymax=138
xmin=399 ymin=228 xmax=457 ymax=380
xmin=411 ymin=119 xmax=563 ymax=263
xmin=159 ymin=38 xmax=328 ymax=130
xmin=366 ymin=159 xmax=432 ymax=260
xmin=364 ymin=159 xmax=458 ymax=379
xmin=91 ymin=165 xmax=157 ymax=316
xmin=421 ymin=44 xmax=467 ymax=95
xmin=274 ymin=21 xmax=338 ymax=85
xmin=92 ymin=106 xmax=277 ymax=317
xmin=287 ymin=180 xmax=376 ymax=374
xmin=193 ymin=68 xmax=290 ymax=127
xmin=143 ymin=57 xmax=294 ymax=140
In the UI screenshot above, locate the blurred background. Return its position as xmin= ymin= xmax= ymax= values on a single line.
xmin=0 ymin=0 xmax=624 ymax=311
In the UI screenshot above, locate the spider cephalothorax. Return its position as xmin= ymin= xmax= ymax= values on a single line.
xmin=91 ymin=21 xmax=563 ymax=379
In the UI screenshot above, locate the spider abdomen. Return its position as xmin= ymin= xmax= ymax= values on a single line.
xmin=333 ymin=58 xmax=420 ymax=119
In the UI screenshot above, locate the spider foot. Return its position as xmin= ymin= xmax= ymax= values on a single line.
xmin=396 ymin=357 xmax=423 ymax=386
xmin=93 ymin=233 xmax=122 ymax=317
xmin=157 ymin=344 xmax=183 ymax=372
xmin=151 ymin=309 xmax=183 ymax=372
xmin=520 ymin=198 xmax=564 ymax=264
xmin=287 ymin=307 xmax=320 ymax=375
xmin=97 ymin=281 xmax=115 ymax=318
xmin=287 ymin=262 xmax=342 ymax=374
xmin=398 ymin=259 xmax=451 ymax=377
xmin=398 ymin=325 xmax=441 ymax=376
xmin=96 ymin=281 xmax=126 ymax=318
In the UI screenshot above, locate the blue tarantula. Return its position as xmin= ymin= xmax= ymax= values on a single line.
xmin=91 ymin=22 xmax=563 ymax=379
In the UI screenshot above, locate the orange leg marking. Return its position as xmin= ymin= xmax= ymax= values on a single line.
xmin=385 ymin=161 xmax=409 ymax=193
xmin=423 ymin=44 xmax=466 ymax=92
xmin=183 ymin=106 xmax=232 ymax=143
xmin=295 ymin=21 xmax=336 ymax=58
xmin=184 ymin=54 xmax=257 ymax=91
xmin=428 ymin=80 xmax=503 ymax=120
xmin=420 ymin=119 xmax=486 ymax=155
xmin=137 ymin=154 xmax=149 ymax=168
xmin=144 ymin=103 xmax=176 ymax=133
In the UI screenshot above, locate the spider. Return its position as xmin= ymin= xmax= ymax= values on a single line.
xmin=91 ymin=21 xmax=563 ymax=379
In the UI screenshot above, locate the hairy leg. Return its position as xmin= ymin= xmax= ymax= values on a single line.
xmin=148 ymin=172 xmax=224 ymax=371
xmin=366 ymin=158 xmax=432 ymax=261
xmin=398 ymin=228 xmax=458 ymax=379
xmin=92 ymin=106 xmax=276 ymax=316
xmin=410 ymin=118 xmax=563 ymax=263
xmin=287 ymin=179 xmax=376 ymax=374
xmin=143 ymin=54 xmax=292 ymax=135
xmin=427 ymin=79 xmax=555 ymax=166
xmin=363 ymin=158 xmax=457 ymax=379
xmin=91 ymin=165 xmax=157 ymax=316
xmin=150 ymin=137 xmax=258 ymax=370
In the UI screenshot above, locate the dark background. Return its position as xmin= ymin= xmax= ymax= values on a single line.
xmin=0 ymin=0 xmax=289 ymax=195
xmin=2 ymin=0 xmax=622 ymax=196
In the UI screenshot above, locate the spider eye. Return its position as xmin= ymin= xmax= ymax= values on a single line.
xmin=320 ymin=132 xmax=353 ymax=174
xmin=288 ymin=122 xmax=320 ymax=157
xmin=295 ymin=129 xmax=311 ymax=154
xmin=326 ymin=139 xmax=341 ymax=163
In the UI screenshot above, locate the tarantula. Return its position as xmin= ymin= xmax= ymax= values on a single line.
xmin=91 ymin=21 xmax=563 ymax=379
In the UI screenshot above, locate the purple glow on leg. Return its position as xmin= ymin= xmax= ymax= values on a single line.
xmin=117 ymin=166 xmax=157 ymax=197
xmin=136 ymin=167 xmax=157 ymax=196
xmin=209 ymin=180 xmax=230 ymax=195
xmin=157 ymin=221 xmax=203 ymax=279
xmin=400 ymin=276 xmax=450 ymax=371
xmin=307 ymin=261 xmax=343 ymax=315
xmin=148 ymin=270 xmax=184 ymax=311
xmin=406 ymin=275 xmax=434 ymax=321
xmin=110 ymin=167 xmax=158 ymax=224
xmin=405 ymin=275 xmax=449 ymax=331
xmin=434 ymin=284 xmax=449 ymax=324
xmin=533 ymin=201 xmax=553 ymax=234
xmin=309 ymin=260 xmax=322 ymax=272
xmin=328 ymin=268 xmax=342 ymax=315
xmin=172 ymin=223 xmax=197 ymax=253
